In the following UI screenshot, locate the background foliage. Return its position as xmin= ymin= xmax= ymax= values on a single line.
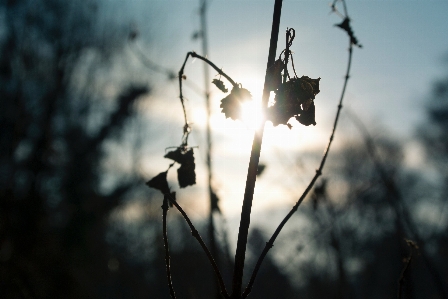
xmin=1 ymin=0 xmax=447 ymax=298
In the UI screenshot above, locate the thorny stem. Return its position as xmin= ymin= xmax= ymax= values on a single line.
xmin=243 ymin=42 xmax=354 ymax=298
xmin=231 ymin=0 xmax=283 ymax=298
xmin=162 ymin=198 xmax=176 ymax=299
xmin=164 ymin=193 xmax=230 ymax=299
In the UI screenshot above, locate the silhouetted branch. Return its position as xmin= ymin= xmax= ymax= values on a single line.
xmin=232 ymin=0 xmax=283 ymax=297
xmin=162 ymin=198 xmax=176 ymax=299
xmin=164 ymin=193 xmax=230 ymax=299
xmin=244 ymin=30 xmax=355 ymax=299
xmin=178 ymin=51 xmax=238 ymax=145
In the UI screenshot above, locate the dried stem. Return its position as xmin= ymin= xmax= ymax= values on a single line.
xmin=162 ymin=198 xmax=176 ymax=299
xmin=243 ymin=41 xmax=354 ymax=298
xmin=164 ymin=193 xmax=230 ymax=298
xmin=231 ymin=0 xmax=283 ymax=298
xmin=178 ymin=51 xmax=238 ymax=145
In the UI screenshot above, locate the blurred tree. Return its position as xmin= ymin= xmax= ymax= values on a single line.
xmin=0 ymin=0 xmax=150 ymax=297
xmin=280 ymin=133 xmax=448 ymax=298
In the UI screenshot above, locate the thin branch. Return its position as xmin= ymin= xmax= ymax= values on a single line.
xmin=162 ymin=198 xmax=176 ymax=299
xmin=164 ymin=193 xmax=230 ymax=299
xmin=189 ymin=52 xmax=237 ymax=87
xmin=178 ymin=51 xmax=238 ymax=145
xmin=243 ymin=41 xmax=354 ymax=299
xmin=128 ymin=40 xmax=177 ymax=80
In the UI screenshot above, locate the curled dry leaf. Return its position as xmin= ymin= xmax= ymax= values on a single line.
xmin=212 ymin=78 xmax=228 ymax=93
xmin=220 ymin=86 xmax=252 ymax=120
xmin=165 ymin=147 xmax=196 ymax=188
xmin=267 ymin=76 xmax=320 ymax=127
xmin=146 ymin=171 xmax=170 ymax=195
xmin=267 ymin=58 xmax=285 ymax=91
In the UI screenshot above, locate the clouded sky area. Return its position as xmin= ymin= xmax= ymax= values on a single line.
xmin=107 ymin=0 xmax=448 ymax=216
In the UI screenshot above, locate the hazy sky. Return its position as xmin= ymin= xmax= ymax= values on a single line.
xmin=108 ymin=0 xmax=448 ymax=217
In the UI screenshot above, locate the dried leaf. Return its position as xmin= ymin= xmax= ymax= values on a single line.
xmin=220 ymin=86 xmax=252 ymax=120
xmin=212 ymin=78 xmax=228 ymax=93
xmin=164 ymin=148 xmax=184 ymax=164
xmin=165 ymin=147 xmax=197 ymax=188
xmin=177 ymin=149 xmax=196 ymax=188
xmin=295 ymin=101 xmax=316 ymax=126
xmin=267 ymin=58 xmax=284 ymax=91
xmin=267 ymin=76 xmax=320 ymax=127
xmin=146 ymin=171 xmax=170 ymax=194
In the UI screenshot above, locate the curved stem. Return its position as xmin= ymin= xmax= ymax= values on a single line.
xmin=178 ymin=51 xmax=239 ymax=144
xmin=243 ymin=42 xmax=354 ymax=298
xmin=165 ymin=193 xmax=230 ymax=299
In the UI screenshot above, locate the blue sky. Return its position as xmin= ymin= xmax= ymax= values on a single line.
xmin=107 ymin=0 xmax=448 ymax=216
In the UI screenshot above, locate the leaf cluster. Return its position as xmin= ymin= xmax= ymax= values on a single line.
xmin=268 ymin=73 xmax=321 ymax=127
xmin=146 ymin=147 xmax=196 ymax=206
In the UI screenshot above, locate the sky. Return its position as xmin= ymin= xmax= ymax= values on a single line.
xmin=104 ymin=0 xmax=448 ymax=219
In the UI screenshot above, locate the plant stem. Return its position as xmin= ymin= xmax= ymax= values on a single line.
xmin=199 ymin=1 xmax=221 ymax=298
xmin=243 ymin=42 xmax=354 ymax=298
xmin=162 ymin=198 xmax=176 ymax=299
xmin=230 ymin=0 xmax=283 ymax=297
xmin=165 ymin=193 xmax=230 ymax=298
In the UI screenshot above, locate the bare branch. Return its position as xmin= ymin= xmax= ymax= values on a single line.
xmin=162 ymin=198 xmax=176 ymax=299
xmin=164 ymin=193 xmax=230 ymax=299
xmin=243 ymin=39 xmax=354 ymax=298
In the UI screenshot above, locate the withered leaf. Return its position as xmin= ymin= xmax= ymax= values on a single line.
xmin=212 ymin=78 xmax=228 ymax=93
xmin=295 ymin=101 xmax=316 ymax=126
xmin=267 ymin=76 xmax=320 ymax=127
xmin=146 ymin=171 xmax=170 ymax=194
xmin=177 ymin=149 xmax=196 ymax=188
xmin=165 ymin=147 xmax=197 ymax=188
xmin=164 ymin=147 xmax=184 ymax=164
xmin=267 ymin=58 xmax=285 ymax=91
xmin=220 ymin=86 xmax=252 ymax=120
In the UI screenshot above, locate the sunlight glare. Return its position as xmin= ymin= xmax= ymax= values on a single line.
xmin=240 ymin=98 xmax=263 ymax=130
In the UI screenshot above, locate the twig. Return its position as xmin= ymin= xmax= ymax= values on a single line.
xmin=164 ymin=193 xmax=230 ymax=299
xmin=162 ymin=198 xmax=176 ymax=299
xmin=243 ymin=39 xmax=355 ymax=299
xmin=178 ymin=51 xmax=238 ymax=145
xmin=198 ymin=1 xmax=221 ymax=297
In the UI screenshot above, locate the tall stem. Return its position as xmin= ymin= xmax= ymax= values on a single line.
xmin=231 ymin=0 xmax=283 ymax=297
xmin=199 ymin=1 xmax=221 ymax=298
